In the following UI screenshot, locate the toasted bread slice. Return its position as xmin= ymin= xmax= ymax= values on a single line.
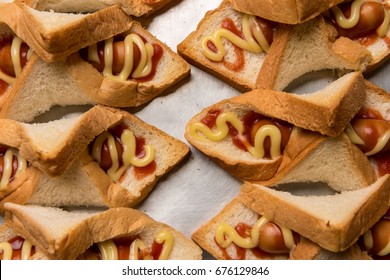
xmin=231 ymin=0 xmax=346 ymax=24
xmin=0 ymin=108 xmax=189 ymax=208
xmin=261 ymin=133 xmax=376 ymax=192
xmin=22 ymin=0 xmax=174 ymax=17
xmin=0 ymin=105 xmax=122 ymax=176
xmin=0 ymin=21 xmax=190 ymax=122
xmin=0 ymin=2 xmax=133 ymax=62
xmin=4 ymin=203 xmax=203 ymax=260
xmin=256 ymin=16 xmax=372 ymax=91
xmin=177 ymin=0 xmax=272 ymax=92
xmin=192 ymin=196 xmax=371 ymax=260
xmin=240 ymin=174 xmax=390 ymax=252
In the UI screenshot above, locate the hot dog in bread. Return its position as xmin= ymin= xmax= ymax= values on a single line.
xmin=345 ymin=81 xmax=390 ymax=177
xmin=328 ymin=0 xmax=390 ymax=70
xmin=0 ymin=24 xmax=32 ymax=108
xmin=0 ymin=204 xmax=202 ymax=260
xmin=240 ymin=174 xmax=390 ymax=253
xmin=0 ymin=20 xmax=190 ymax=121
xmin=0 ymin=2 xmax=133 ymax=62
xmin=178 ymin=0 xmax=275 ymax=92
xmin=21 ymin=0 xmax=174 ymax=17
xmin=0 ymin=107 xmax=189 ymax=209
xmin=185 ymin=71 xmax=370 ymax=182
xmin=192 ymin=197 xmax=370 ymax=260
xmin=178 ymin=0 xmax=371 ymax=92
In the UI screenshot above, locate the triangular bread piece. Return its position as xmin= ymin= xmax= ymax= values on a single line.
xmin=231 ymin=0 xmax=345 ymax=24
xmin=240 ymin=174 xmax=390 ymax=252
xmin=238 ymin=71 xmax=366 ymax=137
xmin=261 ymin=133 xmax=376 ymax=192
xmin=0 ymin=21 xmax=190 ymax=122
xmin=192 ymin=197 xmax=371 ymax=260
xmin=22 ymin=0 xmax=174 ymax=17
xmin=0 ymin=105 xmax=122 ymax=176
xmin=0 ymin=2 xmax=133 ymax=61
xmin=4 ymin=204 xmax=203 ymax=260
xmin=0 ymin=109 xmax=189 ymax=208
xmin=256 ymin=16 xmax=372 ymax=91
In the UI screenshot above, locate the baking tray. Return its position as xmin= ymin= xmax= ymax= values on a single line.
xmin=1 ymin=0 xmax=389 ymax=259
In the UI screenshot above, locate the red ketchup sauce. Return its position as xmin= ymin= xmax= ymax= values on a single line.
xmin=201 ymin=109 xmax=293 ymax=159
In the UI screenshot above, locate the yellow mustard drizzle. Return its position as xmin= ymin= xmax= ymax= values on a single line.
xmin=0 ymin=242 xmax=13 ymax=260
xmin=201 ymin=14 xmax=270 ymax=62
xmin=97 ymin=240 xmax=118 ymax=260
xmin=215 ymin=217 xmax=296 ymax=251
xmin=331 ymin=0 xmax=390 ymax=37
xmin=154 ymin=230 xmax=174 ymax=260
xmin=365 ymin=129 xmax=390 ymax=156
xmin=0 ymin=239 xmax=34 ymax=260
xmin=189 ymin=111 xmax=282 ymax=159
xmin=92 ymin=129 xmax=155 ymax=182
xmin=0 ymin=148 xmax=27 ymax=191
xmin=345 ymin=123 xmax=366 ymax=145
xmin=96 ymin=231 xmax=174 ymax=260
xmin=0 ymin=36 xmax=32 ymax=85
xmin=345 ymin=123 xmax=390 ymax=156
xmin=129 ymin=239 xmax=151 ymax=260
xmin=88 ymin=33 xmax=154 ymax=81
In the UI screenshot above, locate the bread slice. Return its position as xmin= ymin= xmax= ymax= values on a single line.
xmin=185 ymin=95 xmax=327 ymax=181
xmin=4 ymin=203 xmax=203 ymax=260
xmin=0 ymin=105 xmax=122 ymax=176
xmin=237 ymin=71 xmax=366 ymax=137
xmin=22 ymin=0 xmax=174 ymax=17
xmin=0 ymin=2 xmax=133 ymax=62
xmin=192 ymin=196 xmax=371 ymax=260
xmin=0 ymin=21 xmax=190 ymax=122
xmin=289 ymin=238 xmax=371 ymax=260
xmin=260 ymin=133 xmax=376 ymax=192
xmin=0 ymin=54 xmax=93 ymax=122
xmin=240 ymin=174 xmax=390 ymax=252
xmin=0 ymin=108 xmax=189 ymax=208
xmin=231 ymin=0 xmax=346 ymax=24
xmin=256 ymin=16 xmax=372 ymax=91
xmin=177 ymin=0 xmax=272 ymax=92
xmin=0 ymin=152 xmax=111 ymax=212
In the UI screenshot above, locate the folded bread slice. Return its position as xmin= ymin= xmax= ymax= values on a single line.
xmin=185 ymin=71 xmax=367 ymax=182
xmin=260 ymin=133 xmax=376 ymax=192
xmin=178 ymin=1 xmax=370 ymax=92
xmin=185 ymin=96 xmax=326 ymax=181
xmin=192 ymin=196 xmax=369 ymax=260
xmin=231 ymin=0 xmax=345 ymax=24
xmin=3 ymin=203 xmax=203 ymax=260
xmin=0 ymin=2 xmax=133 ymax=62
xmin=177 ymin=0 xmax=274 ymax=92
xmin=22 ymin=0 xmax=174 ymax=17
xmin=0 ymin=105 xmax=122 ymax=176
xmin=0 ymin=21 xmax=190 ymax=122
xmin=240 ymin=174 xmax=390 ymax=252
xmin=0 ymin=108 xmax=189 ymax=208
xmin=241 ymin=71 xmax=366 ymax=137
xmin=256 ymin=16 xmax=372 ymax=91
